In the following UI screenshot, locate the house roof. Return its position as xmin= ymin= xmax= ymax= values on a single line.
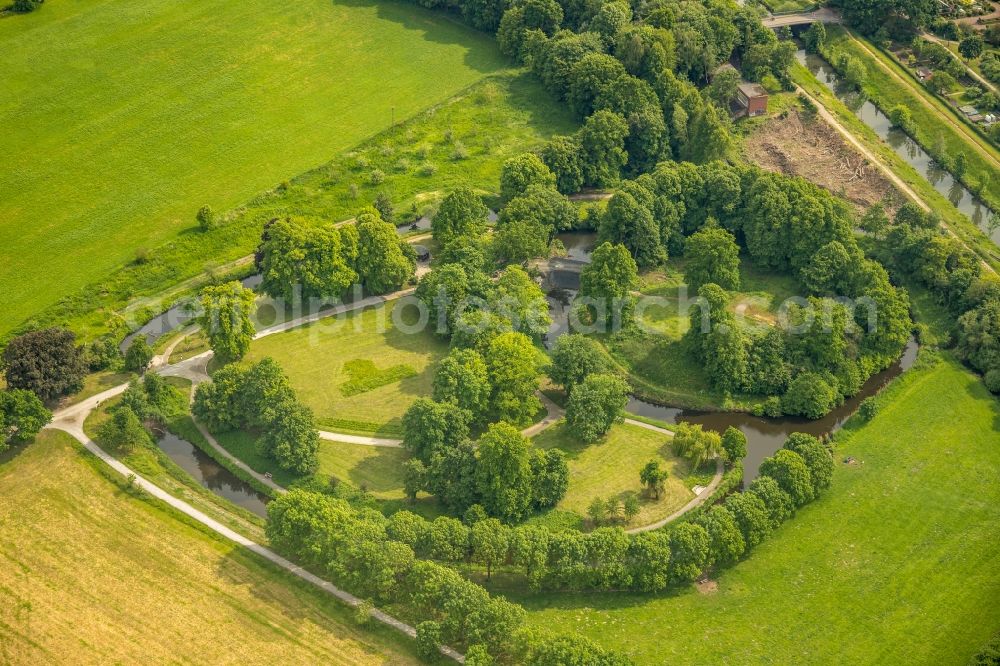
xmin=960 ymin=105 xmax=979 ymax=115
xmin=737 ymin=82 xmax=768 ymax=99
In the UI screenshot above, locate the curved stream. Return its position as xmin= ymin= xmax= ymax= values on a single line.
xmin=545 ymin=232 xmax=919 ymax=485
xmin=155 ymin=430 xmax=270 ymax=517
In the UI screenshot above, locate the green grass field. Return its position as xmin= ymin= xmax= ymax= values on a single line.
xmin=531 ymin=421 xmax=709 ymax=530
xmin=0 ymin=431 xmax=419 ymax=664
xmin=248 ymin=299 xmax=449 ymax=435
xmin=0 ymin=0 xmax=507 ymax=338
xmin=29 ymin=68 xmax=574 ymax=343
xmin=514 ymin=354 xmax=1000 ymax=664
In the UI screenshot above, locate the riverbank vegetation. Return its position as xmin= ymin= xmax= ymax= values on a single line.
xmin=515 ymin=353 xmax=1000 ymax=665
xmin=790 ymin=58 xmax=1000 ymax=272
xmin=820 ymin=26 xmax=1000 ymax=213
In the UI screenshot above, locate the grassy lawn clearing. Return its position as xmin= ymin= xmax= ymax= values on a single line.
xmin=531 ymin=421 xmax=709 ymax=530
xmin=0 ymin=0 xmax=507 ymax=339
xmin=0 ymin=431 xmax=420 ymax=664
xmin=602 ymin=260 xmax=792 ymax=410
xmin=248 ymin=299 xmax=449 ymax=435
xmin=515 ymin=354 xmax=1000 ymax=664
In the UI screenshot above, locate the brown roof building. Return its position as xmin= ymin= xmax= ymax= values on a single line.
xmin=736 ymin=82 xmax=768 ymax=117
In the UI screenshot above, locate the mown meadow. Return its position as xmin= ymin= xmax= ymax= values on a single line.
xmin=0 ymin=431 xmax=421 ymax=664
xmin=0 ymin=0 xmax=506 ymax=338
xmin=511 ymin=354 xmax=1000 ymax=664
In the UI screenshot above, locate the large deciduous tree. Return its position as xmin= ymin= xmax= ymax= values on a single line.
xmin=578 ymin=110 xmax=630 ymax=188
xmin=579 ymin=242 xmax=639 ymax=330
xmin=0 ymin=389 xmax=51 ymax=452
xmin=432 ymin=188 xmax=490 ymax=245
xmin=490 ymin=265 xmax=552 ymax=339
xmin=198 ymin=281 xmax=256 ymax=364
xmin=547 ymin=333 xmax=610 ymax=394
xmin=500 ymin=153 xmax=557 ymax=203
xmin=433 ymin=348 xmax=492 ymax=424
xmin=3 ymin=327 xmax=86 ymax=401
xmin=476 ymin=423 xmax=536 ymax=522
xmin=599 ymin=190 xmax=664 ymax=268
xmin=354 ymin=209 xmax=415 ymax=294
xmin=402 ymin=397 xmax=471 ymax=463
xmin=759 ymin=448 xmax=814 ymax=507
xmin=684 ymin=225 xmax=741 ymax=292
xmin=484 ymin=332 xmax=542 ymax=423
xmin=257 ymin=218 xmax=356 ymax=301
xmin=566 ymin=373 xmax=628 ymax=442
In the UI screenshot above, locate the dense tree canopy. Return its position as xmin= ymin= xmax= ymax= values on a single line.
xmin=402 ymin=397 xmax=472 ymax=463
xmin=566 ymin=373 xmax=628 ymax=442
xmin=198 ymin=281 xmax=256 ymax=364
xmin=354 ymin=209 xmax=415 ymax=294
xmin=0 ymin=389 xmax=51 ymax=452
xmin=484 ymin=332 xmax=542 ymax=423
xmin=257 ymin=218 xmax=356 ymax=301
xmin=547 ymin=333 xmax=610 ymax=394
xmin=433 ymin=348 xmax=492 ymax=423
xmin=476 ymin=422 xmax=536 ymax=522
xmin=684 ymin=224 xmax=740 ymax=292
xmin=3 ymin=327 xmax=86 ymax=401
xmin=433 ymin=188 xmax=490 ymax=245
xmin=579 ymin=242 xmax=639 ymax=329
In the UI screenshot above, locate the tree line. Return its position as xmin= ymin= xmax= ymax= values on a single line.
xmin=268 ymin=429 xmax=832 ymax=604
xmin=872 ymin=203 xmax=1000 ymax=394
xmin=193 ymin=358 xmax=321 ymax=474
xmin=266 ymin=488 xmax=630 ymax=665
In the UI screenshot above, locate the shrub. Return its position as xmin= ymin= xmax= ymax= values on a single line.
xmin=11 ymin=0 xmax=42 ymax=13
xmin=984 ymin=369 xmax=1000 ymax=394
xmin=419 ymin=162 xmax=438 ymax=177
xmin=858 ymin=396 xmax=879 ymax=421
xmin=415 ymin=621 xmax=442 ymax=660
xmin=196 ymin=204 xmax=215 ymax=231
xmin=123 ymin=338 xmax=154 ymax=373
xmin=369 ymin=169 xmax=385 ymax=185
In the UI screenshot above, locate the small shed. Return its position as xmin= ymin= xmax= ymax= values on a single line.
xmin=960 ymin=105 xmax=980 ymax=116
xmin=736 ymin=82 xmax=768 ymax=117
xmin=969 ymin=113 xmax=985 ymax=123
xmin=916 ymin=67 xmax=932 ymax=81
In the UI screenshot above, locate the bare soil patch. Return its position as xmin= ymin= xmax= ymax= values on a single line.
xmin=696 ymin=578 xmax=719 ymax=595
xmin=745 ymin=109 xmax=904 ymax=214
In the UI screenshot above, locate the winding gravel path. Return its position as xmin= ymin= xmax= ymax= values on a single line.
xmin=47 ymin=354 xmax=464 ymax=663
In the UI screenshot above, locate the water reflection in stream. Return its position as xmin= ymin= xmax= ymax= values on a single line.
xmin=155 ymin=430 xmax=270 ymax=517
xmin=796 ymin=50 xmax=998 ymax=244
